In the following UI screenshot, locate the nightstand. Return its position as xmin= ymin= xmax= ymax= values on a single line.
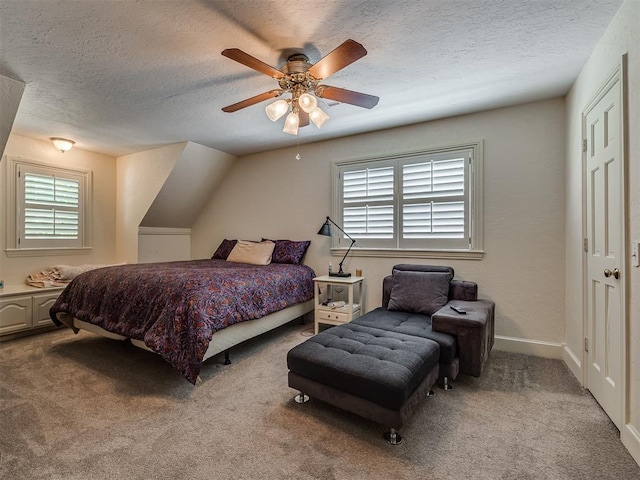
xmin=313 ymin=275 xmax=364 ymax=334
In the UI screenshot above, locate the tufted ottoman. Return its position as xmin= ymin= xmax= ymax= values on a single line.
xmin=287 ymin=322 xmax=440 ymax=444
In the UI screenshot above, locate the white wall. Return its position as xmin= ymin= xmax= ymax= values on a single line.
xmin=118 ymin=142 xmax=236 ymax=263
xmin=138 ymin=227 xmax=191 ymax=263
xmin=0 ymin=134 xmax=116 ymax=285
xmin=565 ymin=0 xmax=640 ymax=463
xmin=192 ymin=98 xmax=566 ymax=349
xmin=116 ymin=142 xmax=186 ymax=263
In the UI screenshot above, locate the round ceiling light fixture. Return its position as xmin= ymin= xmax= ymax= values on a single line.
xmin=50 ymin=137 xmax=75 ymax=153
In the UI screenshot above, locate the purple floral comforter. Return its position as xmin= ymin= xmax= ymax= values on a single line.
xmin=50 ymin=259 xmax=315 ymax=383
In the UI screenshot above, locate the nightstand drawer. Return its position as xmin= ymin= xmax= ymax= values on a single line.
xmin=316 ymin=309 xmax=349 ymax=323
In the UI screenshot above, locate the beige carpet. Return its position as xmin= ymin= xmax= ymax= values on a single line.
xmin=1 ymin=322 xmax=639 ymax=480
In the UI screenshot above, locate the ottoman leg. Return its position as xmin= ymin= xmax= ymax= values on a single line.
xmin=443 ymin=376 xmax=453 ymax=390
xmin=293 ymin=392 xmax=310 ymax=404
xmin=383 ymin=428 xmax=403 ymax=445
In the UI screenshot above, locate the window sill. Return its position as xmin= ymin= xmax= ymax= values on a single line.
xmin=5 ymin=247 xmax=92 ymax=258
xmin=330 ymin=247 xmax=484 ymax=261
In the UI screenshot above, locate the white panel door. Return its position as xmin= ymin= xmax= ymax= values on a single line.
xmin=584 ymin=70 xmax=624 ymax=429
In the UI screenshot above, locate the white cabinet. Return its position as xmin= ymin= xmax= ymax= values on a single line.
xmin=0 ymin=295 xmax=32 ymax=334
xmin=0 ymin=287 xmax=64 ymax=336
xmin=33 ymin=292 xmax=62 ymax=327
xmin=313 ymin=275 xmax=364 ymax=334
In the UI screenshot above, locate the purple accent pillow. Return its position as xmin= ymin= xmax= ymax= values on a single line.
xmin=211 ymin=239 xmax=237 ymax=259
xmin=388 ymin=270 xmax=452 ymax=316
xmin=262 ymin=239 xmax=311 ymax=265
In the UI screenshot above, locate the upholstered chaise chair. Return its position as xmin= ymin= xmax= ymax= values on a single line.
xmin=287 ymin=264 xmax=495 ymax=444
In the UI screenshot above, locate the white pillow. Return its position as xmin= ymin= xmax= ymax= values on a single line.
xmin=226 ymin=240 xmax=275 ymax=266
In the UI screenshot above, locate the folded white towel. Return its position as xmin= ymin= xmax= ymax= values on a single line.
xmin=52 ymin=264 xmax=113 ymax=281
xmin=26 ymin=263 xmax=124 ymax=287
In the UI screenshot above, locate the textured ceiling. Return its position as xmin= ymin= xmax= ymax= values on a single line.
xmin=0 ymin=0 xmax=623 ymax=157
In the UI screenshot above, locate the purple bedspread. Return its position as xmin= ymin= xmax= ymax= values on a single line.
xmin=50 ymin=259 xmax=315 ymax=383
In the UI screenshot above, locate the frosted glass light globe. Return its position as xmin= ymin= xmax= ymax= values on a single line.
xmin=283 ymin=112 xmax=300 ymax=135
xmin=298 ymin=93 xmax=318 ymax=113
xmin=265 ymin=100 xmax=289 ymax=121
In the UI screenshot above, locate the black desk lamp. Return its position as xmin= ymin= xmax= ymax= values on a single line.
xmin=317 ymin=216 xmax=356 ymax=277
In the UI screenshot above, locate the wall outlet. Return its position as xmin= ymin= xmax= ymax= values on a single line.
xmin=632 ymin=241 xmax=640 ymax=268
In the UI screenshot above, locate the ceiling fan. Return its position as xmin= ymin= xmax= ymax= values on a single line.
xmin=221 ymin=39 xmax=379 ymax=135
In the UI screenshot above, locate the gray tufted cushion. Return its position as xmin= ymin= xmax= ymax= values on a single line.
xmin=352 ymin=307 xmax=457 ymax=363
xmin=287 ymin=323 xmax=440 ymax=410
xmin=388 ymin=270 xmax=453 ymax=316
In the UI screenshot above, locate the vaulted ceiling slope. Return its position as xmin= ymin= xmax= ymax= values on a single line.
xmin=0 ymin=75 xmax=25 ymax=156
xmin=141 ymin=142 xmax=236 ymax=228
xmin=0 ymin=0 xmax=623 ymax=157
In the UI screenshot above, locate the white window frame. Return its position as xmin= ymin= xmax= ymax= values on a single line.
xmin=5 ymin=156 xmax=92 ymax=257
xmin=331 ymin=141 xmax=484 ymax=260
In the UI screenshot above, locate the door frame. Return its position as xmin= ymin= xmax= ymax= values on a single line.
xmin=581 ymin=54 xmax=629 ymax=427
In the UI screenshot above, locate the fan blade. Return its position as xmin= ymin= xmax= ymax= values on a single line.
xmin=299 ymin=110 xmax=310 ymax=127
xmin=222 ymin=90 xmax=283 ymax=113
xmin=316 ymin=85 xmax=379 ymax=109
xmin=222 ymin=48 xmax=285 ymax=79
xmin=308 ymin=39 xmax=367 ymax=80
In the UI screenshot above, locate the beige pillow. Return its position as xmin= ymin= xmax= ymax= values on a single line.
xmin=226 ymin=240 xmax=275 ymax=266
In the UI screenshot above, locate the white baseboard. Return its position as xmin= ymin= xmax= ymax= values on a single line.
xmin=623 ymin=423 xmax=640 ymax=468
xmin=493 ymin=335 xmax=563 ymax=359
xmin=621 ymin=423 xmax=640 ymax=465
xmin=562 ymin=344 xmax=584 ymax=385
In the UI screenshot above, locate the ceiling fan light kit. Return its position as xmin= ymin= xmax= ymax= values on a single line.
xmin=222 ymin=40 xmax=379 ymax=136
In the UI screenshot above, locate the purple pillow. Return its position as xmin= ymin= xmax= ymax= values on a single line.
xmin=262 ymin=239 xmax=311 ymax=265
xmin=388 ymin=270 xmax=452 ymax=316
xmin=211 ymin=239 xmax=237 ymax=259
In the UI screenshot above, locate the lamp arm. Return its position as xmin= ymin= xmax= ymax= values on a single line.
xmin=326 ymin=216 xmax=354 ymax=243
xmin=325 ymin=217 xmax=356 ymax=274
xmin=337 ymin=238 xmax=356 ymax=274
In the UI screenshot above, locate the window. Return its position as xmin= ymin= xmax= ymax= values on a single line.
xmin=6 ymin=157 xmax=92 ymax=255
xmin=332 ymin=142 xmax=483 ymax=259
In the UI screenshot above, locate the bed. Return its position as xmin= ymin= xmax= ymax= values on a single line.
xmin=50 ymin=259 xmax=315 ymax=384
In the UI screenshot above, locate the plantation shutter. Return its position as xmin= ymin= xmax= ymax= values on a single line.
xmin=401 ymin=154 xmax=469 ymax=249
xmin=24 ymin=173 xmax=79 ymax=239
xmin=341 ymin=164 xmax=395 ymax=247
xmin=16 ymin=163 xmax=86 ymax=249
xmin=335 ymin=145 xmax=476 ymax=251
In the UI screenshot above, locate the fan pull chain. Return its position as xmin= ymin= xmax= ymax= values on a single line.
xmin=295 ymin=138 xmax=301 ymax=160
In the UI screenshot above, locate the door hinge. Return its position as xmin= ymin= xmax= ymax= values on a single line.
xmin=583 ymin=238 xmax=589 ymax=252
xmin=582 ymin=139 xmax=587 ymax=153
xmin=584 ymin=337 xmax=589 ymax=352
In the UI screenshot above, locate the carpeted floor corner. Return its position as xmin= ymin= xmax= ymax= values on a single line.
xmin=1 ymin=322 xmax=639 ymax=480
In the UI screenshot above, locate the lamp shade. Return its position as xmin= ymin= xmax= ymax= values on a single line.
xmin=298 ymin=93 xmax=318 ymax=113
xmin=50 ymin=137 xmax=75 ymax=152
xmin=317 ymin=218 xmax=333 ymax=236
xmin=265 ymin=99 xmax=289 ymax=121
xmin=309 ymin=107 xmax=329 ymax=128
xmin=283 ymin=111 xmax=299 ymax=135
